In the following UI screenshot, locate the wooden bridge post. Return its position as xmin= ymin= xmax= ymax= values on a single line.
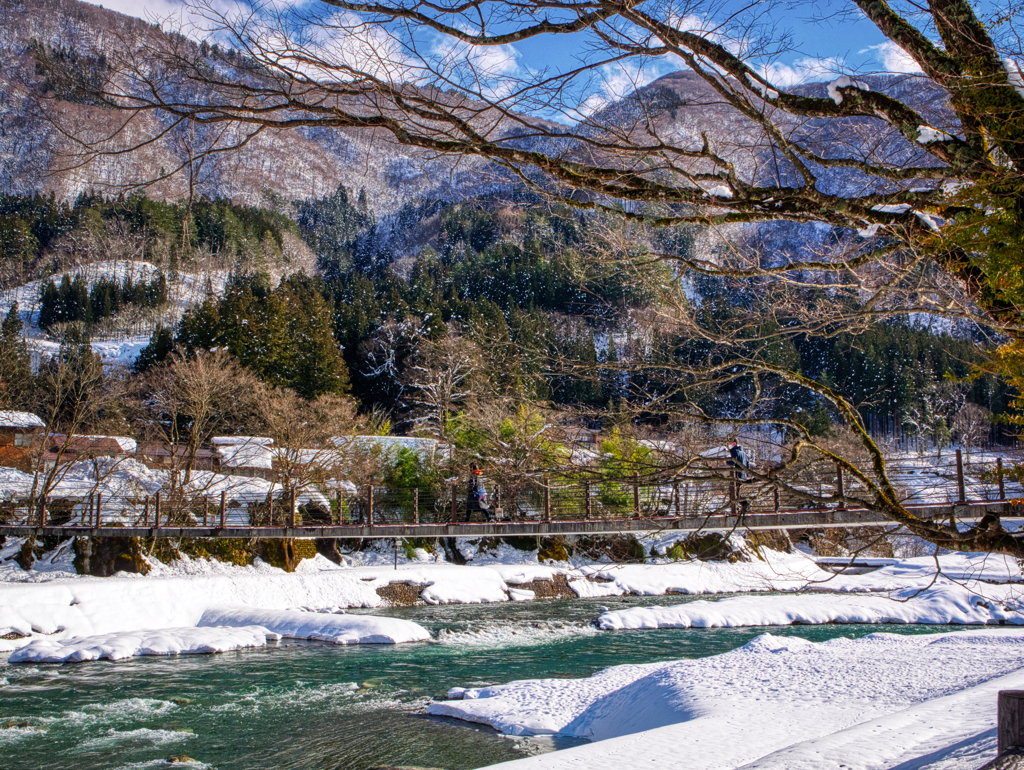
xmin=144 ymin=495 xmax=150 ymax=527
xmin=203 ymin=500 xmax=209 ymax=527
xmin=290 ymin=488 xmax=297 ymax=528
xmin=268 ymin=494 xmax=274 ymax=526
xmin=367 ymin=486 xmax=374 ymax=527
xmin=729 ymin=472 xmax=737 ymax=516
xmin=450 ymin=482 xmax=457 ymax=522
xmin=413 ymin=487 xmax=419 ymax=524
xmin=773 ymin=488 xmax=780 ymax=513
xmin=220 ymin=491 xmax=226 ymax=528
xmin=155 ymin=492 xmax=161 ymax=528
xmin=683 ymin=483 xmax=689 ymax=516
xmin=544 ymin=477 xmax=551 ymax=521
xmin=672 ymin=481 xmax=680 ymax=517
xmin=585 ymin=482 xmax=592 ymax=520
xmin=836 ymin=463 xmax=846 ymax=509
xmin=999 ymin=690 xmax=1024 ymax=754
xmin=39 ymin=496 xmax=46 ymax=527
xmin=95 ymin=493 xmax=102 ymax=527
xmin=998 ymin=457 xmax=1006 ymax=500
xmin=956 ymin=448 xmax=966 ymax=503
xmin=632 ymin=474 xmax=640 ymax=517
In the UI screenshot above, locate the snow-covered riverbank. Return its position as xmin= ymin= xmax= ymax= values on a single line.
xmin=3 ymin=534 xmax=1024 ymax=662
xmin=436 ymin=628 xmax=1024 ymax=770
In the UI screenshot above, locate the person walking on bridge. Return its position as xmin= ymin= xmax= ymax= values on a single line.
xmin=728 ymin=441 xmax=751 ymax=513
xmin=465 ymin=463 xmax=491 ymax=522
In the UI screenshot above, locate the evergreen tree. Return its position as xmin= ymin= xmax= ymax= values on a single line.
xmin=0 ymin=304 xmax=33 ymax=410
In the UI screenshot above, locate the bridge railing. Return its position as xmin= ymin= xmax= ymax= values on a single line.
xmin=0 ymin=450 xmax=1020 ymax=530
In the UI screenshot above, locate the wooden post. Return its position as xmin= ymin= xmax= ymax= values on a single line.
xmin=95 ymin=493 xmax=102 ymax=527
xmin=956 ymin=448 xmax=966 ymax=503
xmin=451 ymin=482 xmax=457 ymax=522
xmin=495 ymin=484 xmax=502 ymax=520
xmin=729 ymin=471 xmax=737 ymax=516
xmin=290 ymin=488 xmax=297 ymax=528
xmin=672 ymin=482 xmax=680 ymax=517
xmin=413 ymin=487 xmax=419 ymax=524
xmin=999 ymin=691 xmax=1024 ymax=754
xmin=220 ymin=491 xmax=227 ymax=528
xmin=683 ymin=483 xmax=689 ymax=517
xmin=395 ymin=538 xmax=399 ymax=570
xmin=203 ymin=500 xmax=209 ymax=527
xmin=366 ymin=485 xmax=374 ymax=527
xmin=584 ymin=482 xmax=592 ymax=520
xmin=544 ymin=477 xmax=551 ymax=521
xmin=632 ymin=474 xmax=640 ymax=517
xmin=998 ymin=457 xmax=1006 ymax=500
xmin=773 ymin=488 xmax=780 ymax=513
xmin=39 ymin=496 xmax=46 ymax=527
xmin=836 ymin=462 xmax=846 ymax=509
xmin=155 ymin=491 xmax=161 ymax=528
xmin=144 ymin=495 xmax=150 ymax=527
xmin=268 ymin=494 xmax=274 ymax=527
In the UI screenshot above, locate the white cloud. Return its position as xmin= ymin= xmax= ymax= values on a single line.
xmin=863 ymin=42 xmax=923 ymax=74
xmin=572 ymin=61 xmax=663 ymax=118
xmin=432 ymin=37 xmax=523 ymax=99
xmin=249 ymin=12 xmax=417 ymax=85
xmin=761 ymin=57 xmax=843 ymax=87
xmin=669 ymin=13 xmax=743 ymax=56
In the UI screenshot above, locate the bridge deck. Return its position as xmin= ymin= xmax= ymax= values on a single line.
xmin=0 ymin=500 xmax=1016 ymax=539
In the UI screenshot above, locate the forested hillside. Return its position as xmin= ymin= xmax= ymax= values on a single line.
xmin=115 ymin=186 xmax=1012 ymax=445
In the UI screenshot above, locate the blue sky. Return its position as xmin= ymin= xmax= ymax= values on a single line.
xmin=86 ymin=0 xmax=927 ymax=96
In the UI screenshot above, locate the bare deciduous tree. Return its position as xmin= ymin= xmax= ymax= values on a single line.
xmin=404 ymin=330 xmax=482 ymax=439
xmin=127 ymin=348 xmax=265 ymax=492
xmin=33 ymin=0 xmax=1024 ymax=553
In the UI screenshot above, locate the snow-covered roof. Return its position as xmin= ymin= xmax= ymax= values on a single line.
xmin=0 ymin=411 xmax=44 ymax=428
xmin=699 ymin=446 xmax=733 ymax=459
xmin=333 ymin=435 xmax=442 ymax=461
xmin=212 ymin=436 xmax=274 ymax=446
xmin=699 ymin=445 xmax=757 ymax=462
xmin=80 ymin=436 xmax=138 ymax=454
xmin=213 ymin=438 xmax=275 ymax=470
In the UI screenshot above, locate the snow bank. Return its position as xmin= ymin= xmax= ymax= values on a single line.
xmin=579 ymin=546 xmax=828 ymax=595
xmin=0 ymin=570 xmax=383 ymax=652
xmin=199 ymin=607 xmax=430 ymax=645
xmin=821 ymin=551 xmax=1024 ymax=591
xmin=8 ymin=625 xmax=275 ymax=663
xmin=597 ymin=580 xmax=1024 ymax=630
xmin=433 ymin=629 xmax=1024 ymax=770
xmin=354 ymin=564 xmax=512 ymax=605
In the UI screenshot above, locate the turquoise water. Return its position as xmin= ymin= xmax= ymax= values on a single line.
xmin=0 ymin=594 xmax=968 ymax=770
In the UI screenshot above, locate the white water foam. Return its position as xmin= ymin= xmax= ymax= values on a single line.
xmin=77 ymin=727 xmax=195 ymax=750
xmin=0 ymin=724 xmax=47 ymax=744
xmin=113 ymin=761 xmax=211 ymax=770
xmin=432 ymin=620 xmax=599 ymax=649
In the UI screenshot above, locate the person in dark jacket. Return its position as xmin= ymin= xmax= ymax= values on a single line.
xmin=728 ymin=441 xmax=751 ymax=513
xmin=465 ymin=463 xmax=490 ymax=522
xmin=727 ymin=441 xmax=750 ymax=479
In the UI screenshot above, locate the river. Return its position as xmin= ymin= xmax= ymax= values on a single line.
xmin=0 ymin=593 xmax=967 ymax=770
